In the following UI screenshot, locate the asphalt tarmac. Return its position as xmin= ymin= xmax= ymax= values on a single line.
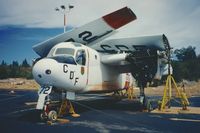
xmin=0 ymin=89 xmax=200 ymax=133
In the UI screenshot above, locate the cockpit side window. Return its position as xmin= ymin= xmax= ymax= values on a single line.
xmin=47 ymin=47 xmax=56 ymax=57
xmin=55 ymin=48 xmax=75 ymax=56
xmin=75 ymin=49 xmax=86 ymax=66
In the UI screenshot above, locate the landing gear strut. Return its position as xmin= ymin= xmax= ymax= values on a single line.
xmin=137 ymin=75 xmax=155 ymax=112
xmin=139 ymin=84 xmax=153 ymax=112
xmin=126 ymin=49 xmax=157 ymax=111
xmin=138 ymin=81 xmax=148 ymax=110
xmin=139 ymin=85 xmax=146 ymax=107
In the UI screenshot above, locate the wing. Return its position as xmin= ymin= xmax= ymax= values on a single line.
xmin=100 ymin=34 xmax=171 ymax=80
xmin=92 ymin=34 xmax=170 ymax=53
xmin=33 ymin=7 xmax=136 ymax=57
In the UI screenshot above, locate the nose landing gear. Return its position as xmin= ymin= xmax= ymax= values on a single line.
xmin=37 ymin=87 xmax=80 ymax=123
xmin=40 ymin=98 xmax=80 ymax=123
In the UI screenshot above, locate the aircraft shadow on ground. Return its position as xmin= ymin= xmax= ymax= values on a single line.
xmin=17 ymin=96 xmax=200 ymax=124
xmin=17 ymin=96 xmax=145 ymax=123
xmin=73 ymin=98 xmax=144 ymax=113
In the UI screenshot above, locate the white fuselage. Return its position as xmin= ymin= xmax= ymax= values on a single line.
xmin=32 ymin=42 xmax=133 ymax=93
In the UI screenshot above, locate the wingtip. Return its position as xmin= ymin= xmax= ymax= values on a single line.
xmin=102 ymin=7 xmax=137 ymax=29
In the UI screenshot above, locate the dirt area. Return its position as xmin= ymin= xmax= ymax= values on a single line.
xmin=124 ymin=80 xmax=200 ymax=97
xmin=0 ymin=78 xmax=199 ymax=96
xmin=0 ymin=78 xmax=39 ymax=90
xmin=151 ymin=107 xmax=200 ymax=115
xmin=145 ymin=80 xmax=200 ymax=96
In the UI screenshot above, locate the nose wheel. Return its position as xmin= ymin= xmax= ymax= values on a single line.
xmin=40 ymin=109 xmax=58 ymax=123
xmin=40 ymin=110 xmax=58 ymax=122
xmin=40 ymin=101 xmax=57 ymax=122
xmin=48 ymin=110 xmax=58 ymax=122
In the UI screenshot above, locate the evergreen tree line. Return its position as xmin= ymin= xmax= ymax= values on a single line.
xmin=172 ymin=46 xmax=200 ymax=82
xmin=0 ymin=59 xmax=32 ymax=79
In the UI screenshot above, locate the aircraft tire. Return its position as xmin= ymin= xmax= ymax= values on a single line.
xmin=147 ymin=101 xmax=153 ymax=112
xmin=48 ymin=110 xmax=58 ymax=122
xmin=40 ymin=112 xmax=47 ymax=121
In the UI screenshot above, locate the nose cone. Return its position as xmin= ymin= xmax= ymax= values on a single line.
xmin=32 ymin=58 xmax=59 ymax=86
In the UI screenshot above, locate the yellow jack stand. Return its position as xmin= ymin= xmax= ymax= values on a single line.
xmin=127 ymin=85 xmax=134 ymax=100
xmin=159 ymin=75 xmax=190 ymax=111
xmin=58 ymin=99 xmax=80 ymax=118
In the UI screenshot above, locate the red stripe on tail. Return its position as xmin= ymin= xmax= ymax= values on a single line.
xmin=103 ymin=7 xmax=137 ymax=29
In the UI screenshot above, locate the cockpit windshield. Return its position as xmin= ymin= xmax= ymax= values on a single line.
xmin=50 ymin=55 xmax=76 ymax=65
xmin=55 ymin=48 xmax=75 ymax=56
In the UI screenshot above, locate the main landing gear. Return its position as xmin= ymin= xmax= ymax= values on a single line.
xmin=139 ymin=85 xmax=153 ymax=112
xmin=126 ymin=49 xmax=158 ymax=112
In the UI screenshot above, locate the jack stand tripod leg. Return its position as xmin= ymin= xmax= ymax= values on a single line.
xmin=160 ymin=75 xmax=171 ymax=111
xmin=127 ymin=84 xmax=134 ymax=100
xmin=160 ymin=75 xmax=190 ymax=111
xmin=168 ymin=75 xmax=172 ymax=108
xmin=68 ymin=100 xmax=80 ymax=118
xmin=58 ymin=99 xmax=80 ymax=118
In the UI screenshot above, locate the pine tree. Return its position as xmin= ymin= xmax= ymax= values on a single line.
xmin=0 ymin=60 xmax=8 ymax=79
xmin=21 ymin=59 xmax=30 ymax=67
xmin=1 ymin=60 xmax=7 ymax=66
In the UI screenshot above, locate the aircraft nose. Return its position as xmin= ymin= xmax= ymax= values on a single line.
xmin=32 ymin=58 xmax=59 ymax=86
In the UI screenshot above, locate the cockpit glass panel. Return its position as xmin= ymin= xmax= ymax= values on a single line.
xmin=75 ymin=49 xmax=86 ymax=65
xmin=55 ymin=48 xmax=75 ymax=56
xmin=47 ymin=47 xmax=56 ymax=57
xmin=50 ymin=55 xmax=76 ymax=65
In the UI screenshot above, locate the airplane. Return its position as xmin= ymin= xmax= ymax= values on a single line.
xmin=32 ymin=7 xmax=171 ymax=121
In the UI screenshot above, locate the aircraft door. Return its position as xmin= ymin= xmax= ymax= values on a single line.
xmin=75 ymin=49 xmax=87 ymax=88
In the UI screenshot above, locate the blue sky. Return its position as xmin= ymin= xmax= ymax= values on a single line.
xmin=0 ymin=0 xmax=200 ymax=64
xmin=0 ymin=26 xmax=65 ymax=64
